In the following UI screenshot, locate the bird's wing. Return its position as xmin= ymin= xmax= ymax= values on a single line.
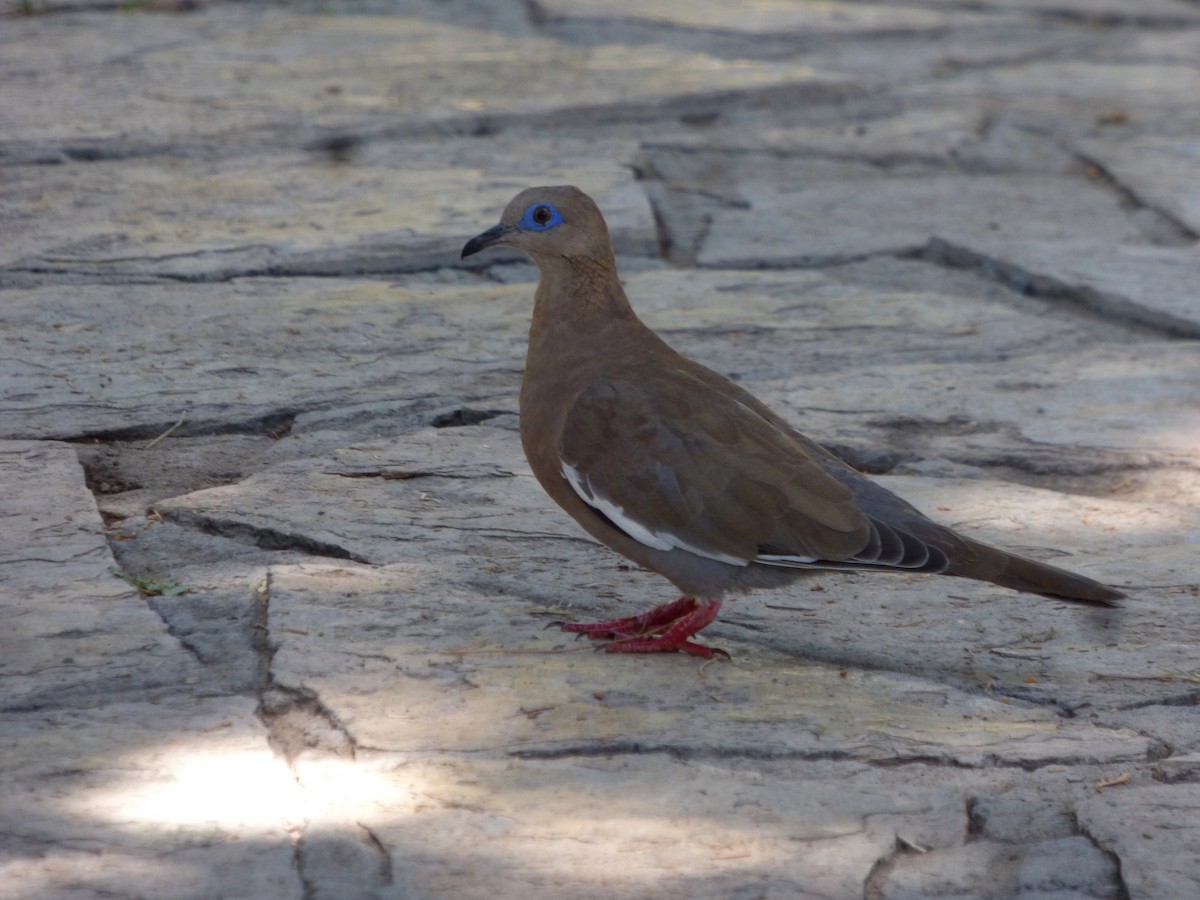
xmin=557 ymin=370 xmax=942 ymax=571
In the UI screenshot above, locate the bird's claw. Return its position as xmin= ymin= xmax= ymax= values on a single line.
xmin=555 ymin=597 xmax=728 ymax=659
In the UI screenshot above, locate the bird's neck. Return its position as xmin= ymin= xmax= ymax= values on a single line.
xmin=522 ymin=254 xmax=656 ymax=403
xmin=528 ymin=255 xmax=641 ymax=344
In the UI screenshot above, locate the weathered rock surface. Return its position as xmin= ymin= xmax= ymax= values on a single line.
xmin=2 ymin=1 xmax=1198 ymax=897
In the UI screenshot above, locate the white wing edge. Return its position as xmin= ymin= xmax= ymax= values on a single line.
xmin=756 ymin=553 xmax=820 ymax=567
xmin=561 ymin=461 xmax=749 ymax=567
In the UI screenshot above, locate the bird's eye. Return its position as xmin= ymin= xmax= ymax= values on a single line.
xmin=519 ymin=201 xmax=563 ymax=231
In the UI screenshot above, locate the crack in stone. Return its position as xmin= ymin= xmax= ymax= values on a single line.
xmin=430 ymin=407 xmax=511 ymax=428
xmin=1113 ymin=689 xmax=1200 ymax=712
xmin=1029 ymin=7 xmax=1200 ymax=29
xmin=863 ymin=834 xmax=914 ymax=900
xmin=645 ymin=189 xmax=685 ymax=265
xmin=2 ymin=81 xmax=880 ymax=179
xmin=292 ymin=829 xmax=317 ymax=900
xmin=358 ymin=822 xmax=395 ymax=887
xmin=54 ymin=410 xmax=300 ymax=445
xmin=158 ymin=507 xmax=371 ymax=565
xmin=1153 ymin=766 xmax=1200 ymax=785
xmin=1071 ymin=152 xmax=1198 ymax=244
xmin=641 ymin=139 xmax=952 ymax=172
xmin=140 ymin=595 xmax=209 ymax=670
xmin=911 ymin=237 xmax=1200 ymax=338
xmin=505 ymin=741 xmax=1121 ymax=771
xmin=6 ymin=250 xmax=464 ymax=282
xmin=250 ymin=573 xmax=377 ymax=897
xmin=252 ymin=571 xmax=357 ymax=765
xmin=1072 ymin=810 xmax=1133 ymax=900
xmin=701 ymin=247 xmax=905 ymax=271
xmin=332 ymin=463 xmax=515 ymax=481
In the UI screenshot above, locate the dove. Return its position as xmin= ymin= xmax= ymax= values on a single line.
xmin=462 ymin=186 xmax=1124 ymax=659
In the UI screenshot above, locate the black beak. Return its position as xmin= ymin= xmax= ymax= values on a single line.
xmin=461 ymin=223 xmax=515 ymax=259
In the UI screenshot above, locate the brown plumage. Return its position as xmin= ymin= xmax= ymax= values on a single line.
xmin=462 ymin=185 xmax=1125 ymax=659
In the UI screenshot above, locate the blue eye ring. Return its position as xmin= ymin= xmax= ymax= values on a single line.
xmin=518 ymin=202 xmax=564 ymax=232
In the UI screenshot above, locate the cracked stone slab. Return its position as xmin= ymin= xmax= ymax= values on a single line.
xmin=246 ymin=551 xmax=1163 ymax=896
xmin=638 ymin=140 xmax=1147 ymax=265
xmin=263 ymin=560 xmax=1151 ymax=768
xmin=914 ymin=0 xmax=1200 ymax=15
xmin=1 ymin=137 xmax=654 ymax=275
xmin=899 ymin=61 xmax=1200 ymax=135
xmin=875 ymin=835 xmax=1121 ymax=898
xmin=15 ymin=264 xmax=1195 ymax=456
xmin=537 ymin=0 xmax=997 ymax=35
xmin=923 ymin=237 xmax=1200 ymax=337
xmin=1076 ymin=135 xmax=1200 ymax=236
xmin=0 ymin=276 xmax=531 ymax=440
xmin=644 ymin=109 xmax=1081 ymax=176
xmin=1078 ymin=784 xmax=1200 ymax=899
xmin=0 ymin=441 xmax=301 ymax=898
xmin=974 ymin=344 xmax=1200 ymax=453
xmin=157 ymin=426 xmax=1197 ymax=716
xmin=291 ymin=752 xmax=967 ymax=900
xmin=0 ymin=440 xmax=198 ymax=712
xmin=807 ymin=338 xmax=1200 ymax=456
xmin=0 ymin=695 xmax=301 ymax=900
xmin=5 ymin=3 xmax=1200 ymax=897
xmin=0 ymin=5 xmax=857 ymax=154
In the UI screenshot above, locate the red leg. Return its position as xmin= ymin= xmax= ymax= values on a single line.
xmin=557 ymin=597 xmax=701 ymax=639
xmin=605 ymin=600 xmax=725 ymax=659
xmin=555 ymin=598 xmax=727 ymax=660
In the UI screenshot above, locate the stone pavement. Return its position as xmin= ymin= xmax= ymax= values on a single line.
xmin=2 ymin=1 xmax=1199 ymax=897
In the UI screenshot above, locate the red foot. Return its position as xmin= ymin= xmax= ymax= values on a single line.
xmin=555 ymin=598 xmax=727 ymax=660
xmin=558 ymin=597 xmax=700 ymax=639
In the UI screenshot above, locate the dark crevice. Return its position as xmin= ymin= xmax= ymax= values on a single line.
xmin=863 ymin=836 xmax=911 ymax=900
xmin=141 ymin=595 xmax=208 ymax=669
xmin=1071 ymin=811 xmax=1132 ymax=900
xmin=260 ymin=686 xmax=357 ymax=763
xmin=1072 ymin=152 xmax=1198 ymax=244
xmin=333 ymin=468 xmax=508 ymax=481
xmin=251 ymin=574 xmax=274 ymax=693
xmin=430 ymin=407 xmax=510 ymax=428
xmin=986 ymin=683 xmax=1085 ymax=719
xmin=252 ymin=572 xmax=357 ymax=766
xmin=968 ymin=451 xmax=1172 ymax=480
xmin=632 ymin=188 xmax=709 ymax=267
xmin=53 ymin=409 xmax=299 ymax=445
xmin=1 ymin=80 xmax=884 ymax=174
xmin=5 ymin=228 xmax=647 ymax=283
xmin=821 ymin=441 xmax=905 ymax=475
xmin=531 ymin=9 xmax=1110 ymax=71
xmin=507 ymin=742 xmax=1111 ymax=771
xmin=80 ymin=456 xmax=144 ymax=496
xmin=833 ymin=0 xmax=1199 ymax=29
xmin=645 ymin=191 xmax=678 ymax=264
xmin=1029 ymin=7 xmax=1200 ymax=29
xmin=641 ymin=139 xmax=952 ymax=173
xmin=1114 ymin=688 xmax=1200 ymax=711
xmin=6 ymin=254 xmax=462 ymax=283
xmin=965 ymin=795 xmax=986 ymax=840
xmin=1154 ymin=766 xmax=1200 ymax=784
xmin=158 ymin=508 xmax=371 ymax=565
xmin=358 ymin=823 xmax=395 ymax=887
xmin=522 ymin=0 xmax=548 ymax=28
xmin=698 ymin=247 xmax=911 ymax=271
xmin=0 ymin=138 xmax=183 ymax=165
xmin=293 ymin=832 xmax=316 ymax=900
xmin=909 ymin=238 xmax=1200 ymax=339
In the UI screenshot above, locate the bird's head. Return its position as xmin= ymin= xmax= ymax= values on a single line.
xmin=461 ymin=185 xmax=612 ymax=266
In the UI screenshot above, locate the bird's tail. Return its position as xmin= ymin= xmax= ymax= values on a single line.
xmin=956 ymin=538 xmax=1125 ymax=606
